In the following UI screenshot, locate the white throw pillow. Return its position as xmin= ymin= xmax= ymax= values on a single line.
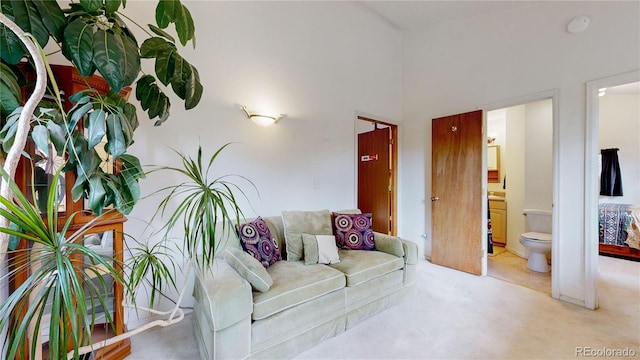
xmin=315 ymin=235 xmax=340 ymax=264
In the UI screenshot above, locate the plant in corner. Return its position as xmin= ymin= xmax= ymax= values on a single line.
xmin=0 ymin=1 xmax=240 ymax=359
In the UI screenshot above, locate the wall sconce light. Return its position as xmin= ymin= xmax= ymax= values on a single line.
xmin=242 ymin=106 xmax=282 ymax=126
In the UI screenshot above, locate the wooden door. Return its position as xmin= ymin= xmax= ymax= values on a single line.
xmin=358 ymin=127 xmax=392 ymax=234
xmin=431 ymin=110 xmax=483 ymax=275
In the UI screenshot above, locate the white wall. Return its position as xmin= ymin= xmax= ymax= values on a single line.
xmin=505 ymin=105 xmax=526 ymax=256
xmin=487 ymin=109 xmax=506 ymax=193
xmin=120 ymin=1 xmax=402 ymax=325
xmin=598 ymin=93 xmax=640 ymax=205
xmin=402 ymin=1 xmax=639 ymax=306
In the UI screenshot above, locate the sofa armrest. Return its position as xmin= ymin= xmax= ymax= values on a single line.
xmin=193 ymin=258 xmax=253 ymax=331
xmin=401 ymin=239 xmax=418 ymax=265
xmin=373 ymin=232 xmax=405 ymax=258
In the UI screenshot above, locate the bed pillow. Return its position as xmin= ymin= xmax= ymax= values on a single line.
xmin=282 ymin=210 xmax=333 ymax=261
xmin=333 ymin=212 xmax=375 ymax=251
xmin=237 ymin=216 xmax=281 ymax=268
xmin=302 ymin=234 xmax=340 ymax=265
xmin=223 ymin=247 xmax=273 ymax=292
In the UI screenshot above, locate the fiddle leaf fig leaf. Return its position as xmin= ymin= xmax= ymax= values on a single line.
xmin=93 ymin=29 xmax=125 ymax=91
xmin=87 ymin=109 xmax=106 ymax=149
xmin=31 ymin=125 xmax=50 ymax=158
xmin=11 ymin=0 xmax=50 ymax=48
xmin=62 ymin=19 xmax=96 ymax=77
xmin=0 ymin=22 xmax=26 ymax=64
xmin=33 ymin=0 xmax=67 ymax=42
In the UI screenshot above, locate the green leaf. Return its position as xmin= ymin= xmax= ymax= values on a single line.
xmin=0 ymin=81 xmax=21 ymax=117
xmin=31 ymin=125 xmax=50 ymax=158
xmin=174 ymin=3 xmax=195 ymax=47
xmin=155 ymin=0 xmax=180 ymax=29
xmin=185 ymin=67 xmax=203 ymax=110
xmin=68 ymin=102 xmax=93 ymax=130
xmin=105 ymin=114 xmax=125 ymax=158
xmin=87 ymin=109 xmax=106 ymax=149
xmin=46 ymin=121 xmax=66 ymax=154
xmin=119 ymin=32 xmax=141 ymax=87
xmin=148 ymin=23 xmax=175 ymax=43
xmin=140 ymin=37 xmax=174 ymax=58
xmin=87 ymin=176 xmax=107 ymax=213
xmin=62 ymin=19 xmax=96 ymax=77
xmin=136 ymin=75 xmax=171 ymax=124
xmin=11 ymin=0 xmax=50 ymax=48
xmin=0 ymin=22 xmax=26 ymax=64
xmin=105 ymin=0 xmax=122 ymax=15
xmin=93 ymin=29 xmax=125 ymax=91
xmin=80 ymin=0 xmax=103 ymax=13
xmin=155 ymin=46 xmax=175 ymax=86
xmin=33 ymin=0 xmax=67 ymax=42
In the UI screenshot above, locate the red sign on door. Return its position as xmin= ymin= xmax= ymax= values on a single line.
xmin=361 ymin=154 xmax=379 ymax=162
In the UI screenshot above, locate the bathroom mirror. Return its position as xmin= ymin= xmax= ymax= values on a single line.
xmin=488 ymin=145 xmax=500 ymax=183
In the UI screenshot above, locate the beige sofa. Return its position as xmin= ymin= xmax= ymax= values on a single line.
xmin=192 ymin=212 xmax=418 ymax=360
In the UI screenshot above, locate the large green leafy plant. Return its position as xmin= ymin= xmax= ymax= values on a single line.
xmin=0 ymin=0 xmax=203 ymax=214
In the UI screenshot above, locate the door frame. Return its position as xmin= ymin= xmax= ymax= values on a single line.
xmin=354 ymin=112 xmax=398 ymax=235
xmin=585 ymin=70 xmax=640 ymax=310
xmin=481 ymin=89 xmax=560 ymax=299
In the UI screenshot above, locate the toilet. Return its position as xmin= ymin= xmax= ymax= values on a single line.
xmin=519 ymin=209 xmax=552 ymax=273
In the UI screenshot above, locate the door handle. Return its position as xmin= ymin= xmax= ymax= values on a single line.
xmin=431 ymin=196 xmax=439 ymax=201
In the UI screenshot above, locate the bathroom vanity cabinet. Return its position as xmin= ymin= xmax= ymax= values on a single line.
xmin=489 ymin=196 xmax=507 ymax=246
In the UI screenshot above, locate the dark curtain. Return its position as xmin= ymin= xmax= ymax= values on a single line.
xmin=600 ymin=148 xmax=623 ymax=196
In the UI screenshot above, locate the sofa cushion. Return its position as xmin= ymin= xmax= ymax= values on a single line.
xmin=333 ymin=212 xmax=375 ymax=250
xmin=237 ymin=216 xmax=282 ymax=268
xmin=222 ymin=247 xmax=273 ymax=292
xmin=252 ymin=260 xmax=345 ymax=320
xmin=282 ymin=210 xmax=333 ymax=261
xmin=329 ymin=250 xmax=404 ymax=286
xmin=302 ymin=234 xmax=340 ymax=265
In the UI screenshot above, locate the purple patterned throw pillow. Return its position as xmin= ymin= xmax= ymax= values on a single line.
xmin=332 ymin=212 xmax=375 ymax=251
xmin=237 ymin=217 xmax=281 ymax=268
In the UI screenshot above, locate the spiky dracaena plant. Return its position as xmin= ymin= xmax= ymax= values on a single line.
xmin=0 ymin=166 xmax=128 ymax=360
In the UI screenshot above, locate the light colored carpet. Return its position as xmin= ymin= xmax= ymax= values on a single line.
xmin=127 ymin=256 xmax=640 ymax=359
xmin=488 ymin=247 xmax=551 ymax=294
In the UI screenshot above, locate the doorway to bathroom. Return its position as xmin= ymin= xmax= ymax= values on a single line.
xmin=485 ymin=97 xmax=555 ymax=295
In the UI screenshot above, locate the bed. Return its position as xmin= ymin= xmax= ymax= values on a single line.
xmin=599 ymin=203 xmax=640 ymax=261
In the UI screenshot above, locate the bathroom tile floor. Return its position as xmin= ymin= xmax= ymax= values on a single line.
xmin=488 ymin=246 xmax=551 ymax=294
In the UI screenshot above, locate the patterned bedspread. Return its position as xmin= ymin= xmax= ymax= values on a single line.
xmin=599 ymin=203 xmax=640 ymax=250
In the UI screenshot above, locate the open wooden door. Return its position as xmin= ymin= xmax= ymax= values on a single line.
xmin=431 ymin=110 xmax=483 ymax=275
xmin=358 ymin=126 xmax=394 ymax=234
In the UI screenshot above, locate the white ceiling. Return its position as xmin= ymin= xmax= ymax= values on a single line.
xmin=358 ymin=1 xmax=541 ymax=31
